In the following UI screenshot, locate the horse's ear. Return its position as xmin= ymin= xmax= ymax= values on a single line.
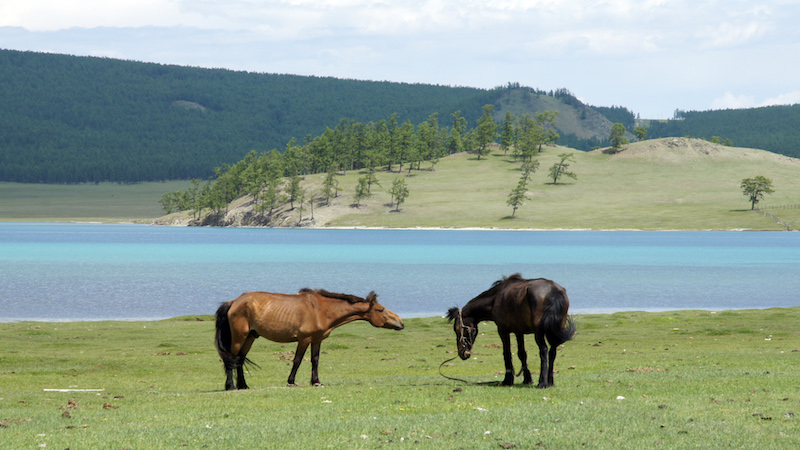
xmin=446 ymin=307 xmax=460 ymax=323
xmin=366 ymin=291 xmax=377 ymax=304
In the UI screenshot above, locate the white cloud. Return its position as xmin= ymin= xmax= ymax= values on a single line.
xmin=2 ymin=0 xmax=799 ymax=119
xmin=711 ymin=92 xmax=756 ymax=110
xmin=711 ymin=90 xmax=800 ymax=111
xmin=0 ymin=1 xmax=183 ymax=31
xmin=760 ymin=91 xmax=800 ymax=107
xmin=696 ymin=21 xmax=771 ymax=49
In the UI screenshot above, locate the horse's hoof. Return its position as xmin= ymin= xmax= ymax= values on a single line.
xmin=313 ymin=382 xmax=324 ymax=387
xmin=287 ymin=383 xmax=298 ymax=387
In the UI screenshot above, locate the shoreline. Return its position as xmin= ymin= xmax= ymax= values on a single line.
xmin=0 ymin=220 xmax=773 ymax=232
xmin=3 ymin=306 xmax=795 ymax=323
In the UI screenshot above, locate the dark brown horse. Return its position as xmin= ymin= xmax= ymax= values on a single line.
xmin=215 ymin=288 xmax=404 ymax=390
xmin=446 ymin=274 xmax=575 ymax=388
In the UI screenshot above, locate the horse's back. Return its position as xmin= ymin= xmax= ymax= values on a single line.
xmin=497 ymin=278 xmax=568 ymax=331
xmin=228 ymin=291 xmax=318 ymax=343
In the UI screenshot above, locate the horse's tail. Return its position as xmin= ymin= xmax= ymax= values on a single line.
xmin=541 ymin=287 xmax=576 ymax=347
xmin=215 ymin=301 xmax=259 ymax=370
xmin=214 ymin=301 xmax=237 ymax=367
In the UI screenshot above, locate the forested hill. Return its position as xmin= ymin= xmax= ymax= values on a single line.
xmin=3 ymin=49 xmax=798 ymax=184
xmin=1 ymin=49 xmax=635 ymax=183
xmin=1 ymin=50 xmax=496 ymax=183
xmin=646 ymin=106 xmax=800 ymax=159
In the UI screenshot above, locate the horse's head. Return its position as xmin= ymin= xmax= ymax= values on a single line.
xmin=365 ymin=291 xmax=404 ymax=330
xmin=446 ymin=307 xmax=478 ymax=360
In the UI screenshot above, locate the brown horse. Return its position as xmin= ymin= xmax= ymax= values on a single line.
xmin=215 ymin=288 xmax=404 ymax=390
xmin=446 ymin=274 xmax=575 ymax=388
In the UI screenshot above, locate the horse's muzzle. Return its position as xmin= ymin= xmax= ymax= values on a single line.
xmin=385 ymin=318 xmax=404 ymax=330
xmin=458 ymin=349 xmax=471 ymax=360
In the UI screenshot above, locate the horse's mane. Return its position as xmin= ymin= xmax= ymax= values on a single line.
xmin=299 ymin=288 xmax=375 ymax=303
xmin=473 ymin=273 xmax=526 ymax=300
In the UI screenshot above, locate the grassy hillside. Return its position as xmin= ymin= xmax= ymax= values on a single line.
xmin=157 ymin=138 xmax=799 ymax=231
xmin=2 ymin=308 xmax=800 ymax=448
xmin=5 ymin=138 xmax=798 ymax=230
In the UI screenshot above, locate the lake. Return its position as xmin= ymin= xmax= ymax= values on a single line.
xmin=0 ymin=223 xmax=798 ymax=321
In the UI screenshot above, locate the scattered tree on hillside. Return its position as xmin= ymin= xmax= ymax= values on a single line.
xmin=256 ymin=178 xmax=285 ymax=217
xmin=288 ymin=175 xmax=303 ymax=209
xmin=535 ymin=110 xmax=560 ymax=152
xmin=499 ymin=112 xmax=515 ymax=156
xmin=354 ymin=176 xmax=371 ymax=207
xmin=521 ymin=160 xmax=539 ymax=182
xmin=507 ymin=178 xmax=530 ymax=218
xmin=295 ymin=186 xmax=307 ymax=224
xmin=549 ymin=153 xmax=577 ymax=185
xmin=394 ymin=120 xmax=416 ymax=173
xmin=389 ymin=177 xmax=410 ymax=212
xmin=322 ymin=166 xmax=339 ymax=205
xmin=633 ymin=126 xmax=648 ymax=141
xmin=474 ymin=105 xmax=498 ymax=160
xmin=741 ymin=176 xmax=775 ymax=210
xmin=609 ymin=123 xmax=628 ymax=152
xmin=364 ymin=172 xmax=381 ymax=194
xmin=513 ymin=114 xmax=544 ymax=162
xmin=307 ymin=189 xmax=319 ymax=221
xmin=447 ymin=110 xmax=468 ymax=155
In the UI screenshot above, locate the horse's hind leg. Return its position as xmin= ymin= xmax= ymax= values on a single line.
xmin=309 ymin=341 xmax=323 ymax=386
xmin=234 ymin=332 xmax=257 ymax=390
xmin=515 ymin=334 xmax=533 ymax=384
xmin=223 ymin=361 xmax=236 ymax=391
xmin=534 ymin=332 xmax=550 ymax=388
xmin=547 ymin=344 xmax=558 ymax=386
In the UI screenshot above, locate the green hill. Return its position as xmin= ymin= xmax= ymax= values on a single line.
xmin=1 ymin=50 xmax=608 ymax=184
xmin=154 ymin=138 xmax=800 ymax=231
xmin=3 ymin=49 xmax=799 ymax=185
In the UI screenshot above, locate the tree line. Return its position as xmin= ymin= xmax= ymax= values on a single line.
xmin=159 ymin=107 xmax=570 ymax=223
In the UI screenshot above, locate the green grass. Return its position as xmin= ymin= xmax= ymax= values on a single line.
xmin=318 ymin=143 xmax=800 ymax=230
xmin=0 ymin=181 xmax=191 ymax=222
xmin=2 ymin=309 xmax=800 ymax=448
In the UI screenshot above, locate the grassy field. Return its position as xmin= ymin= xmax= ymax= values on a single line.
xmin=0 ymin=181 xmax=191 ymax=222
xmin=2 ymin=309 xmax=799 ymax=448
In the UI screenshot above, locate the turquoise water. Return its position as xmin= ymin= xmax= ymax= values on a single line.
xmin=1 ymin=223 xmax=798 ymax=321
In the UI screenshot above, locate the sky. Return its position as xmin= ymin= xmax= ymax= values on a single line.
xmin=2 ymin=0 xmax=799 ymax=119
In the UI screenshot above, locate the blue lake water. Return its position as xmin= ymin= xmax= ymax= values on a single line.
xmin=1 ymin=223 xmax=798 ymax=321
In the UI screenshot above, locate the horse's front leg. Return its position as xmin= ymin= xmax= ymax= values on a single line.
xmin=287 ymin=340 xmax=310 ymax=386
xmin=310 ymin=341 xmax=323 ymax=386
xmin=534 ymin=333 xmax=550 ymax=388
xmin=515 ymin=333 xmax=533 ymax=384
xmin=498 ymin=330 xmax=515 ymax=386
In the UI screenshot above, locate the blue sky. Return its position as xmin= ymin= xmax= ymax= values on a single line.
xmin=2 ymin=0 xmax=799 ymax=119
